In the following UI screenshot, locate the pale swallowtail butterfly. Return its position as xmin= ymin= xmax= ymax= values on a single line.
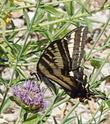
xmin=36 ymin=26 xmax=94 ymax=100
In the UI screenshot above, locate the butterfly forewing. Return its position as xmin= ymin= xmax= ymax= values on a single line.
xmin=37 ymin=38 xmax=77 ymax=91
xmin=71 ymin=27 xmax=88 ymax=70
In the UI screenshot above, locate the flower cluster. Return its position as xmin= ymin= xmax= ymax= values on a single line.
xmin=12 ymin=80 xmax=45 ymax=112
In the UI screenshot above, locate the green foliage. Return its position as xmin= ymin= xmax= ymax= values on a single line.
xmin=0 ymin=0 xmax=110 ymax=123
xmin=90 ymin=57 xmax=104 ymax=69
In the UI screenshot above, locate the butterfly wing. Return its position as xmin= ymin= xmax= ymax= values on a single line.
xmin=37 ymin=26 xmax=89 ymax=98
xmin=37 ymin=38 xmax=77 ymax=90
xmin=71 ymin=26 xmax=88 ymax=70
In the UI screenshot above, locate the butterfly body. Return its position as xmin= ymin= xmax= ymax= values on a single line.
xmin=37 ymin=26 xmax=92 ymax=100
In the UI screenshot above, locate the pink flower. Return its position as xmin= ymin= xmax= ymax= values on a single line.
xmin=12 ymin=80 xmax=46 ymax=112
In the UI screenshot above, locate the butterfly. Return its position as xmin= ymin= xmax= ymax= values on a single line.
xmin=36 ymin=26 xmax=93 ymax=100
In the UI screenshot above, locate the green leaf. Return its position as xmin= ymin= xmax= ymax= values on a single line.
xmin=106 ymin=99 xmax=110 ymax=107
xmin=43 ymin=5 xmax=62 ymax=16
xmin=0 ymin=98 xmax=12 ymax=113
xmin=34 ymin=8 xmax=45 ymax=23
xmin=53 ymin=23 xmax=70 ymax=39
xmin=64 ymin=1 xmax=74 ymax=16
xmin=23 ymin=9 xmax=30 ymax=30
xmin=90 ymin=57 xmax=104 ymax=69
xmin=23 ymin=113 xmax=41 ymax=124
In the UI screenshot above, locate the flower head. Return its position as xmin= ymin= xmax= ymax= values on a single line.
xmin=11 ymin=80 xmax=45 ymax=112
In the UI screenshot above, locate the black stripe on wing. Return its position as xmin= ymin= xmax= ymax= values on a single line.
xmin=55 ymin=39 xmax=71 ymax=75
